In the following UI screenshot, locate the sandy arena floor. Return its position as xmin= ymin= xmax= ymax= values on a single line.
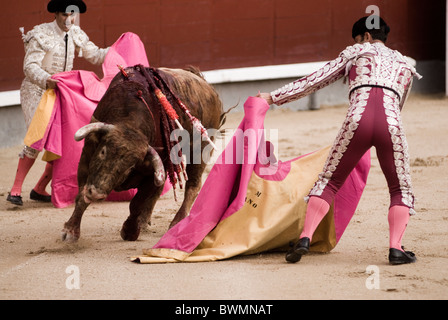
xmin=0 ymin=94 xmax=447 ymax=300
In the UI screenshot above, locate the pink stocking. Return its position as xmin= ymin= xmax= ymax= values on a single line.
xmin=10 ymin=156 xmax=36 ymax=196
xmin=300 ymin=196 xmax=331 ymax=240
xmin=388 ymin=205 xmax=410 ymax=251
xmin=33 ymin=162 xmax=53 ymax=196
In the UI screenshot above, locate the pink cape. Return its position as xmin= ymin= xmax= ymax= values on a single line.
xmin=134 ymin=97 xmax=371 ymax=263
xmin=26 ymin=32 xmax=162 ymax=208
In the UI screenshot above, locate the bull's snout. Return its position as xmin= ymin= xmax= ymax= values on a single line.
xmin=83 ymin=185 xmax=107 ymax=203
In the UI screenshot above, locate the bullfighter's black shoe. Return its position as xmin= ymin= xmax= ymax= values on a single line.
xmin=30 ymin=189 xmax=51 ymax=203
xmin=285 ymin=237 xmax=310 ymax=263
xmin=389 ymin=247 xmax=417 ymax=265
xmin=7 ymin=193 xmax=23 ymax=206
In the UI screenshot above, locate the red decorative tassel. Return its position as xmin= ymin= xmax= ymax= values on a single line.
xmin=155 ymin=89 xmax=179 ymax=121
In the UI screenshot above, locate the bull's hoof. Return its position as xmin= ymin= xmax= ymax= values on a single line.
xmin=120 ymin=220 xmax=140 ymax=241
xmin=61 ymin=228 xmax=80 ymax=242
xmin=120 ymin=228 xmax=140 ymax=241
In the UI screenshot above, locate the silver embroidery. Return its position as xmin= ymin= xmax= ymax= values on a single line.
xmin=20 ymin=20 xmax=108 ymax=129
xmin=347 ymin=43 xmax=420 ymax=101
xmin=272 ymin=42 xmax=421 ymax=108
xmin=19 ymin=145 xmax=39 ymax=159
xmin=382 ymin=89 xmax=415 ymax=214
xmin=306 ymin=87 xmax=372 ymax=200
xmin=271 ymin=56 xmax=347 ymax=105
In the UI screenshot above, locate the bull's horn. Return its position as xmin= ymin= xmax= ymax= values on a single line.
xmin=147 ymin=145 xmax=166 ymax=187
xmin=74 ymin=122 xmax=115 ymax=141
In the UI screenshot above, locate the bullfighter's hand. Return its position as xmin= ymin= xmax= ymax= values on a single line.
xmin=46 ymin=78 xmax=59 ymax=90
xmin=256 ymin=92 xmax=274 ymax=105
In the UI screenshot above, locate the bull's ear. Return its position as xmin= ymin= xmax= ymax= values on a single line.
xmin=74 ymin=123 xmax=115 ymax=141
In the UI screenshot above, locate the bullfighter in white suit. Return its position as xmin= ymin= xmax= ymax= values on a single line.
xmin=7 ymin=0 xmax=108 ymax=206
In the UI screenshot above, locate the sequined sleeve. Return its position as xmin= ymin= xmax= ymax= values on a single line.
xmin=72 ymin=27 xmax=109 ymax=65
xmin=270 ymin=56 xmax=348 ymax=106
xmin=23 ymin=37 xmax=51 ymax=90
xmin=399 ymin=78 xmax=413 ymax=111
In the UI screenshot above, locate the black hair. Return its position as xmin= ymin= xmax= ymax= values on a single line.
xmin=352 ymin=16 xmax=390 ymax=43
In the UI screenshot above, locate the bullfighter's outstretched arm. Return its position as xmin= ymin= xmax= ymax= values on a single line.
xmin=270 ymin=56 xmax=347 ymax=106
xmin=269 ymin=43 xmax=379 ymax=106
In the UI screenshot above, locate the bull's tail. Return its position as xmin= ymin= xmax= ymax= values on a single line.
xmin=218 ymin=103 xmax=238 ymax=131
xmin=183 ymin=65 xmax=237 ymax=132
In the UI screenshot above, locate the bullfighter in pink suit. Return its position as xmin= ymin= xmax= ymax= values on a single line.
xmin=258 ymin=16 xmax=421 ymax=265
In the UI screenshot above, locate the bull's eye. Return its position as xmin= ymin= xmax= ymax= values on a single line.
xmin=99 ymin=146 xmax=107 ymax=159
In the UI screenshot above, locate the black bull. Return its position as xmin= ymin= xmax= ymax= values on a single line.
xmin=61 ymin=66 xmax=226 ymax=242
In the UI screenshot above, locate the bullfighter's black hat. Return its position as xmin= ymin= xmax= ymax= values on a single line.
xmin=47 ymin=0 xmax=87 ymax=14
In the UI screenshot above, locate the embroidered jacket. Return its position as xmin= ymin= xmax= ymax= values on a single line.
xmin=19 ymin=20 xmax=109 ymax=126
xmin=271 ymin=42 xmax=421 ymax=109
